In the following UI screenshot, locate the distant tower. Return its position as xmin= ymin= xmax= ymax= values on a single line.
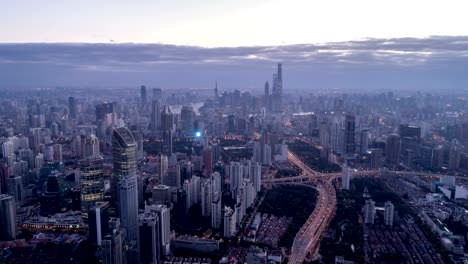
xmin=180 ymin=106 xmax=195 ymax=137
xmin=161 ymin=105 xmax=174 ymax=155
xmin=153 ymin=88 xmax=162 ymax=101
xmin=344 ymin=113 xmax=356 ymax=155
xmin=68 ymin=97 xmax=77 ymax=119
xmin=385 ymin=134 xmax=401 ymax=165
xmin=384 ymin=201 xmax=394 ymax=226
xmin=277 ymin=63 xmax=282 ymax=96
xmin=271 ymin=63 xmax=283 ymax=113
xmin=150 ymin=100 xmax=161 ymax=133
xmin=141 ymin=85 xmax=147 ymax=108
xmin=112 ymin=127 xmax=138 ymax=241
xmin=0 ymin=194 xmax=16 ymax=241
xmin=215 ymin=81 xmax=219 ymax=98
xmin=264 ymin=81 xmax=270 ymax=111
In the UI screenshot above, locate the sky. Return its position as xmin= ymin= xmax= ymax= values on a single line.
xmin=1 ymin=37 xmax=468 ymax=91
xmin=2 ymin=0 xmax=468 ymax=47
xmin=1 ymin=1 xmax=468 ymax=91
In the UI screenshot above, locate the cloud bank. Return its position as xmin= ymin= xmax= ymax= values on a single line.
xmin=1 ymin=36 xmax=467 ymax=91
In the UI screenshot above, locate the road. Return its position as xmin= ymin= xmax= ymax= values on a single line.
xmin=277 ymin=151 xmax=453 ymax=264
xmin=287 ymin=151 xmax=338 ymax=264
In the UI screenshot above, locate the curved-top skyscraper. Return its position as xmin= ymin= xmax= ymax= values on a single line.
xmin=112 ymin=127 xmax=137 ymax=180
xmin=112 ymin=127 xmax=139 ymax=241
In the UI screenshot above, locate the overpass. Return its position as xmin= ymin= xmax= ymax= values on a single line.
xmin=265 ymin=151 xmax=459 ymax=264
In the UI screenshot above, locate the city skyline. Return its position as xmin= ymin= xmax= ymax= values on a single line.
xmin=1 ymin=2 xmax=468 ymax=263
xmin=1 ymin=36 xmax=468 ymax=90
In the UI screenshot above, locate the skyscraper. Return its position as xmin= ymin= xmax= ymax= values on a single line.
xmin=263 ymin=81 xmax=270 ymax=112
xmin=68 ymin=97 xmax=77 ymax=119
xmin=79 ymin=156 xmax=105 ymax=221
xmin=141 ymin=85 xmax=147 ymax=108
xmin=223 ymin=206 xmax=237 ymax=238
xmin=88 ymin=201 xmax=110 ymax=246
xmin=360 ymin=128 xmax=369 ymax=154
xmin=145 ymin=204 xmax=171 ymax=256
xmin=150 ymin=100 xmax=161 ymax=133
xmin=386 ymin=134 xmax=401 ymax=165
xmin=119 ymin=176 xmax=139 ymax=241
xmin=229 ymin=161 xmax=243 ymax=196
xmin=7 ymin=176 xmax=23 ymax=204
xmin=138 ymin=211 xmax=160 ymax=264
xmin=153 ymin=88 xmax=162 ymax=101
xmin=271 ymin=64 xmax=283 ymax=113
xmin=211 ymin=192 xmax=222 ymax=229
xmin=112 ymin=128 xmax=137 ymax=179
xmin=112 ymin=127 xmax=138 ymax=241
xmin=344 ymin=113 xmax=356 ymax=155
xmin=0 ymin=194 xmax=16 ymax=241
xmin=249 ymin=162 xmax=262 ymax=192
xmin=180 ymin=106 xmax=195 ymax=137
xmin=81 ymin=134 xmax=100 ymax=159
xmin=201 ymin=179 xmax=212 ymax=217
xmin=161 ymin=105 xmax=174 ymax=155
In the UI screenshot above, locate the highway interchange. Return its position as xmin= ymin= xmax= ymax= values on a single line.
xmin=264 ymin=151 xmax=453 ymax=264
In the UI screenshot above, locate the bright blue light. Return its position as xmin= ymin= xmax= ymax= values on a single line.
xmin=195 ymin=131 xmax=202 ymax=137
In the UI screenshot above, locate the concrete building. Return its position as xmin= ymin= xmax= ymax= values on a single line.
xmin=138 ymin=211 xmax=160 ymax=264
xmin=341 ymin=163 xmax=350 ymax=190
xmin=145 ymin=204 xmax=171 ymax=256
xmin=79 ymin=156 xmax=105 ymax=221
xmin=0 ymin=194 xmax=16 ymax=241
xmin=364 ymin=199 xmax=376 ymax=224
xmin=211 ymin=192 xmax=222 ymax=229
xmin=384 ymin=201 xmax=394 ymax=226
xmin=223 ymin=206 xmax=237 ymax=238
xmin=386 ymin=134 xmax=401 ymax=165
xmin=344 ymin=113 xmax=356 ymax=156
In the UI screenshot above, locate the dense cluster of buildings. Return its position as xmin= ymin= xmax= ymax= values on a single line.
xmin=1 ymin=61 xmax=468 ymax=263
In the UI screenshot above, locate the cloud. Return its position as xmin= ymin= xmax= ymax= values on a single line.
xmin=0 ymin=36 xmax=467 ymax=91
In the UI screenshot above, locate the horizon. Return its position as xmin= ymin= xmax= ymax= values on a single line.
xmin=1 ymin=36 xmax=468 ymax=91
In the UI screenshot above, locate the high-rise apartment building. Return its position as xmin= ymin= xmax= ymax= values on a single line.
xmin=364 ymin=199 xmax=376 ymax=224
xmin=344 ymin=113 xmax=356 ymax=155
xmin=384 ymin=201 xmax=394 ymax=226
